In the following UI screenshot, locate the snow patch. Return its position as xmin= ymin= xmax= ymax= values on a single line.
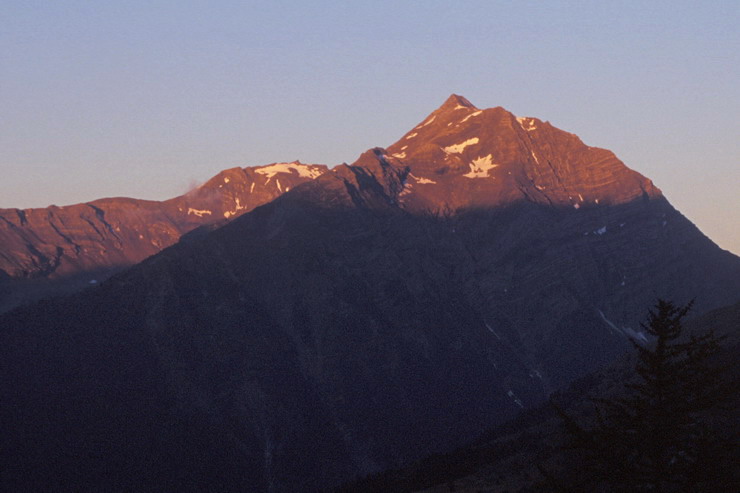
xmin=392 ymin=152 xmax=406 ymax=159
xmin=573 ymin=203 xmax=580 ymax=209
xmin=598 ymin=310 xmax=648 ymax=343
xmin=276 ymin=179 xmax=282 ymax=192
xmin=255 ymin=163 xmax=324 ymax=180
xmin=578 ymin=194 xmax=584 ymax=202
xmin=443 ymin=137 xmax=479 ymax=154
xmin=531 ymin=150 xmax=540 ymax=164
xmin=250 ymin=182 xmax=256 ymax=193
xmin=419 ymin=115 xmax=436 ymax=128
xmin=223 ymin=197 xmax=247 ymax=219
xmin=399 ymin=182 xmax=413 ymax=197
xmin=405 ymin=132 xmax=418 ymax=140
xmin=463 ymin=154 xmax=498 ymax=178
xmin=516 ymin=116 xmax=537 ymax=131
xmin=594 ymin=226 xmax=607 ymax=235
xmin=187 ymin=208 xmax=212 ymax=217
xmin=460 ymin=110 xmax=483 ymax=123
xmin=224 ymin=177 xmax=230 ymax=184
xmin=506 ymin=390 xmax=524 ymax=408
xmin=409 ymin=173 xmax=437 ymax=184
xmin=485 ymin=322 xmax=502 ymax=340
xmin=401 ymin=145 xmax=408 ymax=150
xmin=453 ymin=104 xmax=468 ymax=110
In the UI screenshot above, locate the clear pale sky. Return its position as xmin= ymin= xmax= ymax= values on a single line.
xmin=1 ymin=1 xmax=738 ymax=253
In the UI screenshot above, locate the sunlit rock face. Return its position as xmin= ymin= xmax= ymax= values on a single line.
xmin=1 ymin=95 xmax=739 ymax=492
xmin=384 ymin=94 xmax=659 ymax=213
xmin=0 ymin=161 xmax=326 ymax=311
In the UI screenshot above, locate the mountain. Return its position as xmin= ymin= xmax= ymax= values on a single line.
xmin=385 ymin=94 xmax=658 ymax=213
xmin=1 ymin=95 xmax=739 ymax=492
xmin=0 ymin=161 xmax=326 ymax=312
xmin=336 ymin=300 xmax=740 ymax=492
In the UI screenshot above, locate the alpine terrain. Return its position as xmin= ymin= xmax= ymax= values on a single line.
xmin=2 ymin=95 xmax=739 ymax=492
xmin=0 ymin=161 xmax=326 ymax=312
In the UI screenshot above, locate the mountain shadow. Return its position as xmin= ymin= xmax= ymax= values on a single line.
xmin=2 ymin=184 xmax=739 ymax=491
xmin=334 ymin=300 xmax=739 ymax=493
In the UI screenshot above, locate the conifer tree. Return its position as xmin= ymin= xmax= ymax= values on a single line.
xmin=547 ymin=300 xmax=738 ymax=492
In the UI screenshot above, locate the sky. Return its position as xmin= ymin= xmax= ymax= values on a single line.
xmin=1 ymin=1 xmax=738 ymax=253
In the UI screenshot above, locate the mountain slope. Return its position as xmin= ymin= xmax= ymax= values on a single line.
xmin=334 ymin=300 xmax=740 ymax=493
xmin=1 ymin=95 xmax=739 ymax=492
xmin=386 ymin=94 xmax=659 ymax=213
xmin=0 ymin=161 xmax=326 ymax=311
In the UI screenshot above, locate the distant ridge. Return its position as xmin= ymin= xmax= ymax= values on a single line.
xmin=0 ymin=161 xmax=326 ymax=311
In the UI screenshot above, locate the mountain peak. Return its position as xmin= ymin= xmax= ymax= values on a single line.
xmin=382 ymin=97 xmax=661 ymax=213
xmin=439 ymin=94 xmax=478 ymax=112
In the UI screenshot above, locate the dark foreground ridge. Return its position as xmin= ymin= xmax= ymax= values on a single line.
xmin=334 ymin=301 xmax=740 ymax=492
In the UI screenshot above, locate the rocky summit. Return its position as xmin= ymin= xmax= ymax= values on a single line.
xmin=1 ymin=95 xmax=739 ymax=492
xmin=385 ymin=94 xmax=659 ymax=212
